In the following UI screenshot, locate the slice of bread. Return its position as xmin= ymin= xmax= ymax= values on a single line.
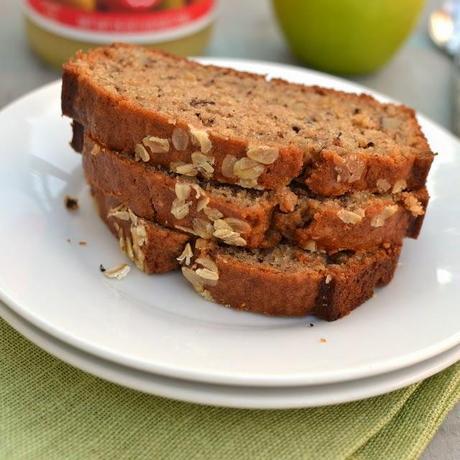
xmin=63 ymin=45 xmax=434 ymax=194
xmin=82 ymin=131 xmax=428 ymax=252
xmin=180 ymin=239 xmax=401 ymax=320
xmin=93 ymin=187 xmax=190 ymax=273
xmin=93 ymin=187 xmax=401 ymax=320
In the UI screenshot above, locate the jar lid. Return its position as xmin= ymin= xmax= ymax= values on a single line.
xmin=23 ymin=0 xmax=215 ymax=44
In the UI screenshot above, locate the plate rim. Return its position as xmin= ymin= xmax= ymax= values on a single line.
xmin=0 ymin=59 xmax=459 ymax=388
xmin=1 ymin=300 xmax=459 ymax=409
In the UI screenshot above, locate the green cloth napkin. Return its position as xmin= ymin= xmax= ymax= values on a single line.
xmin=0 ymin=317 xmax=458 ymax=460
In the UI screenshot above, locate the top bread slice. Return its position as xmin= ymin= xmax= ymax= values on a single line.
xmin=62 ymin=44 xmax=434 ymax=195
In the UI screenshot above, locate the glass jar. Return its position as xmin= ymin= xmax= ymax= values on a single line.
xmin=23 ymin=0 xmax=215 ymax=68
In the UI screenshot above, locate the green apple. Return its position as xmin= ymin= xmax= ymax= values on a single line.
xmin=272 ymin=0 xmax=425 ymax=75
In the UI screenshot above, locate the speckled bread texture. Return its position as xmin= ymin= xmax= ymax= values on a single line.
xmin=92 ymin=187 xmax=190 ymax=274
xmin=179 ymin=240 xmax=401 ymax=320
xmin=81 ymin=131 xmax=429 ymax=252
xmin=62 ymin=44 xmax=434 ymax=195
xmin=274 ymin=187 xmax=428 ymax=252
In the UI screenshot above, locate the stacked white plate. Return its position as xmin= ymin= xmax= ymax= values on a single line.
xmin=0 ymin=60 xmax=459 ymax=409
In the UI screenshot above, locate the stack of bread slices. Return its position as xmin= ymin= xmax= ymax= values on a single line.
xmin=62 ymin=44 xmax=434 ymax=321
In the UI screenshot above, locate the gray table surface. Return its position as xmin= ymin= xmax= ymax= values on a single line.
xmin=0 ymin=0 xmax=458 ymax=458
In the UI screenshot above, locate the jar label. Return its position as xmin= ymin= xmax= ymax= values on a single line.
xmin=24 ymin=0 xmax=215 ymax=42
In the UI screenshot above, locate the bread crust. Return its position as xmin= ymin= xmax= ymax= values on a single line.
xmin=182 ymin=240 xmax=401 ymax=320
xmin=82 ymin=132 xmax=428 ymax=252
xmin=62 ymin=44 xmax=433 ymax=194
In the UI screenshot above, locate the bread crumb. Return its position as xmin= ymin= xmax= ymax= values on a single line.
xmin=103 ymin=263 xmax=130 ymax=280
xmin=64 ymin=195 xmax=79 ymax=211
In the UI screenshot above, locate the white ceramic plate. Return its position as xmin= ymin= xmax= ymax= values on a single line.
xmin=0 ymin=59 xmax=459 ymax=388
xmin=1 ymin=300 xmax=459 ymax=409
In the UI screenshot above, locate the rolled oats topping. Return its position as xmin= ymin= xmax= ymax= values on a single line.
xmin=142 ymin=136 xmax=170 ymax=153
xmin=238 ymin=178 xmax=262 ymax=189
xmin=118 ymin=234 xmax=126 ymax=252
xmin=221 ymin=154 xmax=237 ymax=178
xmin=223 ymin=217 xmax=251 ymax=234
xmin=182 ymin=266 xmax=205 ymax=289
xmin=195 ymin=260 xmax=219 ymax=285
xmin=103 ymin=263 xmax=131 ymax=280
xmin=196 ymin=196 xmax=210 ymax=212
xmin=233 ymin=158 xmax=265 ymax=180
xmin=132 ymin=224 xmax=147 ymax=248
xmin=171 ymin=127 xmax=189 ymax=151
xmin=175 ymin=182 xmax=191 ymax=201
xmin=371 ymin=205 xmax=399 ymax=227
xmin=124 ymin=236 xmax=134 ymax=260
xmin=132 ymin=248 xmax=145 ymax=271
xmin=195 ymin=267 xmax=218 ymax=282
xmin=337 ymin=209 xmax=365 ymax=224
xmin=128 ymin=208 xmax=139 ymax=226
xmin=112 ymin=206 xmax=149 ymax=272
xmin=204 ymin=207 xmax=224 ymax=221
xmin=182 ymin=255 xmax=219 ymax=291
xmin=213 ymin=219 xmax=247 ymax=246
xmin=392 ymin=179 xmax=407 ymax=194
xmin=192 ymin=218 xmax=214 ymax=239
xmin=191 ymin=184 xmax=205 ymax=199
xmin=196 ymin=257 xmax=218 ymax=274
xmin=107 ymin=204 xmax=130 ymax=221
xmin=189 ymin=126 xmax=212 ymax=153
xmin=134 ymin=143 xmax=150 ymax=162
xmin=177 ymin=243 xmax=193 ymax=266
xmin=170 ymin=161 xmax=198 ymax=176
xmin=247 ymin=146 xmax=279 ymax=165
xmin=191 ymin=152 xmax=215 ymax=179
xmin=171 ymin=199 xmax=192 ymax=220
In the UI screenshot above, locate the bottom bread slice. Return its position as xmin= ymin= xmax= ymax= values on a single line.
xmin=93 ymin=186 xmax=401 ymax=320
xmin=179 ymin=239 xmax=401 ymax=321
xmin=93 ymin=187 xmax=191 ymax=273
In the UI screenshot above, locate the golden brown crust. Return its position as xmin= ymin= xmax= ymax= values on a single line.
xmin=62 ymin=44 xmax=433 ymax=194
xmin=304 ymin=148 xmax=432 ymax=196
xmin=82 ymin=132 xmax=428 ymax=252
xmin=182 ymin=240 xmax=401 ymax=321
xmin=92 ymin=187 xmax=190 ymax=274
xmin=274 ymin=188 xmax=429 ymax=252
